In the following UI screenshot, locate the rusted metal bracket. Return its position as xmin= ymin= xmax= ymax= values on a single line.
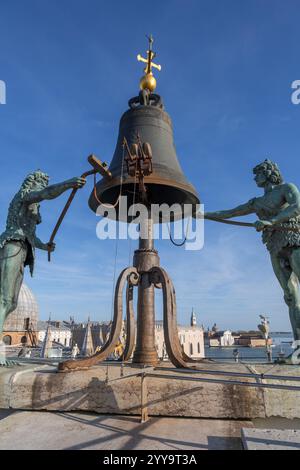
xmin=119 ymin=271 xmax=139 ymax=362
xmin=57 ymin=267 xmax=138 ymax=372
xmin=150 ymin=267 xmax=209 ymax=369
xmin=141 ymin=371 xmax=149 ymax=423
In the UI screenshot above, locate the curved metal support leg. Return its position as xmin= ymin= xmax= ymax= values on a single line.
xmin=58 ymin=267 xmax=138 ymax=372
xmin=150 ymin=267 xmax=187 ymax=368
xmin=168 ymin=276 xmax=208 ymax=364
xmin=150 ymin=267 xmax=207 ymax=369
xmin=119 ymin=271 xmax=139 ymax=361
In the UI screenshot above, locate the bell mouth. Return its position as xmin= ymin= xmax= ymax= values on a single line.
xmin=89 ymin=176 xmax=200 ymax=223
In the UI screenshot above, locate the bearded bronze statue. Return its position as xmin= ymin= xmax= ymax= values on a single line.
xmin=205 ymin=159 xmax=300 ymax=360
xmin=0 ymin=170 xmax=86 ymax=360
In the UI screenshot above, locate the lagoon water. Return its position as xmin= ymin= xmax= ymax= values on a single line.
xmin=205 ymin=332 xmax=294 ymax=363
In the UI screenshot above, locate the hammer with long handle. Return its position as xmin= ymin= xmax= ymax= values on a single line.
xmin=203 ymin=214 xmax=300 ymax=231
xmin=47 ymin=154 xmax=111 ymax=262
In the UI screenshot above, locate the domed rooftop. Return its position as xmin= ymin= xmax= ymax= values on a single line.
xmin=3 ymin=283 xmax=39 ymax=332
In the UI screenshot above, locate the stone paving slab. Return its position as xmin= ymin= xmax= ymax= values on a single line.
xmin=241 ymin=428 xmax=300 ymax=450
xmin=0 ymin=410 xmax=252 ymax=450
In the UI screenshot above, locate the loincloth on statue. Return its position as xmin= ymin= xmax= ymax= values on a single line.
xmin=0 ymin=239 xmax=34 ymax=275
xmin=263 ymin=220 xmax=300 ymax=256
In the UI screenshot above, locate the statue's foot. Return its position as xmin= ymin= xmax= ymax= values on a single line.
xmin=276 ymin=347 xmax=300 ymax=365
xmin=0 ymin=358 xmax=21 ymax=367
xmin=0 ymin=341 xmax=21 ymax=367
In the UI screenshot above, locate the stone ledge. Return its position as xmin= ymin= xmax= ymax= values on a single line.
xmin=0 ymin=362 xmax=299 ymax=419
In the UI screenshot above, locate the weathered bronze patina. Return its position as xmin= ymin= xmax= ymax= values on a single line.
xmin=0 ymin=171 xmax=86 ymax=364
xmin=205 ymin=159 xmax=300 ymax=358
xmin=89 ymin=37 xmax=199 ymax=222
xmin=59 ymin=37 xmax=201 ymax=371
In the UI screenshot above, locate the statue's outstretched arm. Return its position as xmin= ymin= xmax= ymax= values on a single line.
xmin=204 ymin=200 xmax=255 ymax=219
xmin=23 ymin=177 xmax=86 ymax=204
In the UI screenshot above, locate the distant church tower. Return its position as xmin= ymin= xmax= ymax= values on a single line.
xmin=191 ymin=308 xmax=197 ymax=327
xmin=41 ymin=317 xmax=52 ymax=358
xmin=81 ymin=318 xmax=94 ymax=356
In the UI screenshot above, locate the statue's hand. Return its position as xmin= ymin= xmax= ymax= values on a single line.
xmin=46 ymin=242 xmax=56 ymax=252
xmin=254 ymin=220 xmax=273 ymax=232
xmin=67 ymin=177 xmax=86 ymax=189
xmin=194 ymin=209 xmax=205 ymax=219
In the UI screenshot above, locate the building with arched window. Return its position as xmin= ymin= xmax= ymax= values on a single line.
xmin=37 ymin=321 xmax=72 ymax=348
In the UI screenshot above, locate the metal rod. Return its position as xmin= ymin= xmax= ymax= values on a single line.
xmin=155 ymin=366 xmax=300 ymax=383
xmin=105 ymin=368 xmax=300 ymax=391
xmin=132 ymin=212 xmax=159 ymax=365
xmin=47 ymin=168 xmax=96 ymax=261
xmin=141 ymin=373 xmax=149 ymax=423
xmin=146 ymin=373 xmax=300 ymax=392
xmin=204 ymin=214 xmax=300 ymax=232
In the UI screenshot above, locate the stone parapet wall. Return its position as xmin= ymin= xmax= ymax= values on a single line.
xmin=0 ymin=362 xmax=299 ymax=419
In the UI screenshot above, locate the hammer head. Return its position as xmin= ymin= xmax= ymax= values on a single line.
xmin=88 ymin=154 xmax=112 ymax=179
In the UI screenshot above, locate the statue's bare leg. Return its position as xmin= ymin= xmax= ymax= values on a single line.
xmin=288 ymin=248 xmax=300 ymax=339
xmin=270 ymin=252 xmax=300 ymax=340
xmin=290 ymin=247 xmax=300 ymax=283
xmin=0 ymin=242 xmax=27 ymax=366
xmin=270 ymin=251 xmax=300 ymax=364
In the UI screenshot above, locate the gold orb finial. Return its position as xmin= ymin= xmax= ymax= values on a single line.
xmin=137 ymin=34 xmax=161 ymax=92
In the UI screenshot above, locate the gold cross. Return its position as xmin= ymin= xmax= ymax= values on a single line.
xmin=137 ymin=34 xmax=161 ymax=75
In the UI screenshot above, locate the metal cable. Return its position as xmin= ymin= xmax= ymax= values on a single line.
xmin=109 ymin=154 xmax=126 ymax=324
xmin=167 ymin=217 xmax=191 ymax=247
xmin=128 ymin=156 xmax=139 ymax=266
xmin=110 ymin=236 xmax=119 ymax=323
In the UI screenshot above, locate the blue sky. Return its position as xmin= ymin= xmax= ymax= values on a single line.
xmin=0 ymin=0 xmax=299 ymax=331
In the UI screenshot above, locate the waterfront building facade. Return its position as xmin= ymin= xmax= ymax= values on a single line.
xmin=155 ymin=310 xmax=205 ymax=360
xmin=38 ymin=321 xmax=72 ymax=348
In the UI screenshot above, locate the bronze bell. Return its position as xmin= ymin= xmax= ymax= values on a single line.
xmin=88 ymin=93 xmax=200 ymax=221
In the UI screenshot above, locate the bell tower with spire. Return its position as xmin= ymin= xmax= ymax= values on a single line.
xmin=191 ymin=308 xmax=197 ymax=327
